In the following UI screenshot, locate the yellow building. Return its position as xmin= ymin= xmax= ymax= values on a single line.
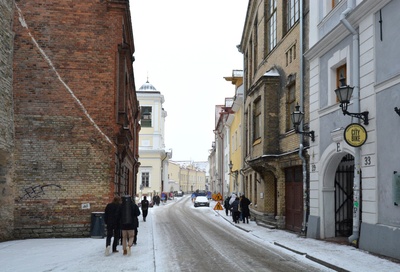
xmin=224 ymin=70 xmax=244 ymax=195
xmin=171 ymin=161 xmax=207 ymax=194
xmin=137 ymin=81 xmax=171 ymax=201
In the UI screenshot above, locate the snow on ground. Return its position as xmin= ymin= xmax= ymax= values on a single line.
xmin=0 ymin=197 xmax=399 ymax=272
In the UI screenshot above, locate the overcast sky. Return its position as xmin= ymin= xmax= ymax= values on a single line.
xmin=130 ymin=0 xmax=248 ymax=162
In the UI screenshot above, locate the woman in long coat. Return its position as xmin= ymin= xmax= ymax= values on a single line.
xmin=240 ymin=195 xmax=251 ymax=224
xmin=120 ymin=196 xmax=141 ymax=255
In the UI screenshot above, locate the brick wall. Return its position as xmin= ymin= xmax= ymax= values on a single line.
xmin=0 ymin=0 xmax=15 ymax=241
xmin=11 ymin=0 xmax=132 ymax=238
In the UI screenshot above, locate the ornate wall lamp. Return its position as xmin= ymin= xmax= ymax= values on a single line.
xmin=228 ymin=161 xmax=238 ymax=178
xmin=291 ymin=104 xmax=315 ymax=142
xmin=334 ymin=81 xmax=369 ymax=125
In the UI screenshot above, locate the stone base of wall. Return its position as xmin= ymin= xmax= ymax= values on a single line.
xmin=250 ymin=209 xmax=285 ymax=229
xmin=13 ymin=223 xmax=91 ymax=239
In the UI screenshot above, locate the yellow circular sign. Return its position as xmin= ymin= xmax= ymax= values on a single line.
xmin=344 ymin=123 xmax=367 ymax=147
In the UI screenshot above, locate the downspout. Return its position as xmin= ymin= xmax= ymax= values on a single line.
xmin=340 ymin=1 xmax=361 ymax=245
xmin=299 ymin=0 xmax=308 ymax=235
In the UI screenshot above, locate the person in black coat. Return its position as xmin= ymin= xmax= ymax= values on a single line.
xmin=230 ymin=197 xmax=241 ymax=224
xmin=120 ymin=196 xmax=141 ymax=256
xmin=104 ymin=196 xmax=121 ymax=255
xmin=240 ymin=195 xmax=251 ymax=224
xmin=223 ymin=196 xmax=230 ymax=216
xmin=141 ymin=196 xmax=149 ymax=222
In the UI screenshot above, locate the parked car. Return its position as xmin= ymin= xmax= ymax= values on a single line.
xmin=194 ymin=196 xmax=209 ymax=207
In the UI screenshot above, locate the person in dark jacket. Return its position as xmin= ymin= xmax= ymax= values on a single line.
xmin=230 ymin=197 xmax=241 ymax=224
xmin=223 ymin=196 xmax=230 ymax=216
xmin=240 ymin=195 xmax=251 ymax=224
xmin=104 ymin=196 xmax=121 ymax=255
xmin=120 ymin=196 xmax=141 ymax=256
xmin=141 ymin=196 xmax=149 ymax=222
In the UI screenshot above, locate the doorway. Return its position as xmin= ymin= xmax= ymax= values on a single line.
xmin=285 ymin=166 xmax=303 ymax=232
xmin=334 ymin=154 xmax=354 ymax=237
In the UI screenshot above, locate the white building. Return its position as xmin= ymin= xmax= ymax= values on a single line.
xmin=137 ymin=80 xmax=171 ymax=200
xmin=305 ymin=0 xmax=400 ymax=260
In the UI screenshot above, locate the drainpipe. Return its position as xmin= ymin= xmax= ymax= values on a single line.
xmin=299 ymin=0 xmax=308 ymax=235
xmin=340 ymin=2 xmax=361 ymax=245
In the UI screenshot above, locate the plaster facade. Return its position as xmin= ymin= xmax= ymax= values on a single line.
xmin=305 ymin=0 xmax=400 ymax=260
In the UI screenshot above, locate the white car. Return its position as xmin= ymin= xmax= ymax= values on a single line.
xmin=194 ymin=196 xmax=209 ymax=207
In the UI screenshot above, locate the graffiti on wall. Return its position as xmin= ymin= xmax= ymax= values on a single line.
xmin=18 ymin=184 xmax=63 ymax=201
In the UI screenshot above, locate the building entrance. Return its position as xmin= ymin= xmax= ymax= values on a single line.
xmin=334 ymin=154 xmax=354 ymax=237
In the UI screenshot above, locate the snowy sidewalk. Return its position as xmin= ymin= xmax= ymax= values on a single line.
xmin=211 ymin=200 xmax=400 ymax=272
xmin=1 ymin=197 xmax=399 ymax=272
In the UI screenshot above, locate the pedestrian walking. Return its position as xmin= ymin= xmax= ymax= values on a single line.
xmin=141 ymin=196 xmax=149 ymax=222
xmin=240 ymin=194 xmax=251 ymax=224
xmin=154 ymin=194 xmax=160 ymax=206
xmin=104 ymin=196 xmax=121 ymax=256
xmin=230 ymin=196 xmax=241 ymax=224
xmin=228 ymin=192 xmax=237 ymax=206
xmin=120 ymin=196 xmax=141 ymax=256
xmin=191 ymin=192 xmax=196 ymax=202
xmin=132 ymin=198 xmax=140 ymax=246
xmin=223 ymin=196 xmax=230 ymax=216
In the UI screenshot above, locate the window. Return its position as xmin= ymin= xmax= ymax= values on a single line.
xmin=268 ymin=0 xmax=277 ymax=52
xmin=287 ymin=0 xmax=300 ymax=30
xmin=336 ymin=64 xmax=347 ymax=87
xmin=140 ymin=106 xmax=152 ymax=127
xmin=253 ymin=98 xmax=262 ymax=141
xmin=286 ymin=84 xmax=296 ymax=131
xmin=335 ymin=64 xmax=347 ymax=102
xmin=141 ymin=172 xmax=149 ymax=187
xmin=285 ymin=42 xmax=297 ymax=66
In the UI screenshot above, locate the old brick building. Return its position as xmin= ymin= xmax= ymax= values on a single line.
xmin=5 ymin=0 xmax=140 ymax=239
xmin=239 ymin=0 xmax=310 ymax=233
xmin=0 ymin=0 xmax=15 ymax=241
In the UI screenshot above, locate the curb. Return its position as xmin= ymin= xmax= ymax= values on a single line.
xmin=274 ymin=242 xmax=350 ymax=272
xmin=215 ymin=209 xmax=349 ymax=272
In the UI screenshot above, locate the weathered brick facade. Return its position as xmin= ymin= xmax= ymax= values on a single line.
xmin=10 ymin=0 xmax=140 ymax=239
xmin=0 ymin=0 xmax=15 ymax=241
xmin=240 ymin=1 xmax=310 ymax=232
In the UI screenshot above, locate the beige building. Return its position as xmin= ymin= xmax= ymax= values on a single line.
xmin=137 ymin=81 xmax=171 ymax=200
xmin=167 ymin=161 xmax=181 ymax=193
xmin=238 ymin=0 xmax=310 ymax=233
xmin=171 ymin=161 xmax=206 ymax=194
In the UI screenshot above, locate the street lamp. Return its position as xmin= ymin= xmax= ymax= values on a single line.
xmin=229 ymin=160 xmax=239 ymax=193
xmin=291 ymin=104 xmax=315 ymax=142
xmin=334 ymin=79 xmax=369 ymax=125
xmin=228 ymin=161 xmax=238 ymax=177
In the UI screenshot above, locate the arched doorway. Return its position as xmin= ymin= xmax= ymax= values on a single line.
xmin=334 ymin=154 xmax=354 ymax=237
xmin=322 ymin=150 xmax=355 ymax=239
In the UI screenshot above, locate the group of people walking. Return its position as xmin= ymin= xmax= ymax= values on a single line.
xmin=104 ymin=195 xmax=150 ymax=256
xmin=223 ymin=193 xmax=251 ymax=224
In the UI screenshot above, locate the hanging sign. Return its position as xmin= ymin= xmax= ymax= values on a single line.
xmin=344 ymin=123 xmax=367 ymax=147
